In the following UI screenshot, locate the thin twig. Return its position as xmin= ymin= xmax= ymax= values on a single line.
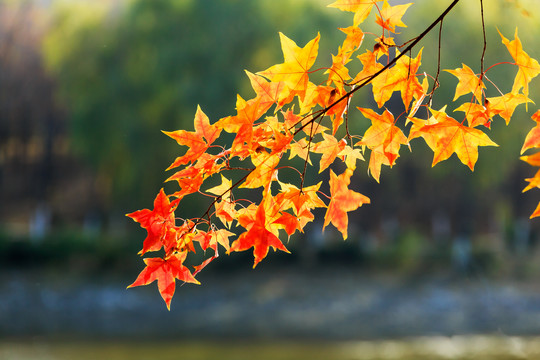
xmin=479 ymin=0 xmax=487 ymax=82
xmin=294 ymin=0 xmax=462 ymax=135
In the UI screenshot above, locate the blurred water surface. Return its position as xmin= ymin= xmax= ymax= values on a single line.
xmin=2 ymin=336 xmax=540 ymax=360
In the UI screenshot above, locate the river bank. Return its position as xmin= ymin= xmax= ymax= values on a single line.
xmin=2 ymin=265 xmax=540 ymax=341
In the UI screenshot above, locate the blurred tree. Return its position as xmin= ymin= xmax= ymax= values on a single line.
xmin=0 ymin=3 xmax=75 ymax=233
xmin=348 ymin=0 xmax=540 ymax=238
xmin=43 ymin=0 xmax=346 ymax=215
xmin=42 ymin=0 xmax=540 ymax=253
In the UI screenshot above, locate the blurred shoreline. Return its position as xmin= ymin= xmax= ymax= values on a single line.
xmin=2 ymin=265 xmax=540 ymax=341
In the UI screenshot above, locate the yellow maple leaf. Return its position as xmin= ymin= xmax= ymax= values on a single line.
xmin=445 ymin=64 xmax=485 ymax=103
xmin=258 ymin=33 xmax=320 ymax=100
xmin=375 ymin=0 xmax=412 ymax=33
xmin=499 ymin=28 xmax=540 ymax=99
xmin=328 ymin=0 xmax=378 ymax=27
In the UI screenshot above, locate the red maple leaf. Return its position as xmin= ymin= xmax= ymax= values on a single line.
xmin=128 ymin=252 xmax=199 ymax=310
xmin=229 ymin=201 xmax=290 ymax=268
xmin=164 ymin=106 xmax=222 ymax=169
xmin=126 ymin=188 xmax=178 ymax=255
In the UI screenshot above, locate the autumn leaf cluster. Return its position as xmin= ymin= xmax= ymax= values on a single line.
xmin=127 ymin=0 xmax=540 ymax=309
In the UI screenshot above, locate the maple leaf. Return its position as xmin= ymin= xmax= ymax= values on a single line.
xmin=499 ymin=28 xmax=540 ymax=98
xmin=275 ymin=181 xmax=326 ymax=215
xmin=299 ymin=84 xmax=348 ymax=134
xmin=166 ymin=163 xmax=209 ymax=198
xmin=357 ymin=107 xmax=408 ymax=168
xmin=365 ymin=144 xmax=391 ymax=182
xmin=521 ymin=152 xmax=540 ymax=167
xmin=206 ymin=174 xmax=232 ymax=199
xmin=312 ymin=133 xmax=347 ymax=173
xmin=370 ymin=49 xmax=424 ymax=109
xmin=338 ymin=145 xmax=365 ymax=170
xmin=218 ymin=96 xmax=265 ymax=158
xmin=214 ymin=199 xmax=237 ymax=227
xmin=375 ymin=0 xmax=412 ymax=33
xmin=245 ymin=70 xmax=290 ymax=111
xmin=288 ymin=137 xmax=312 ymax=165
xmin=445 ymin=64 xmax=485 ymax=103
xmin=323 ymin=169 xmax=370 ymax=239
xmin=128 ymin=252 xmax=199 ymax=310
xmin=193 ymin=228 xmax=234 ymax=253
xmin=300 ymin=82 xmax=326 ymax=115
xmin=353 ymin=49 xmax=384 ymax=85
xmin=410 ymin=108 xmax=498 ymax=170
xmin=454 ymin=102 xmax=492 ymax=128
xmin=521 ymin=110 xmax=540 ymax=154
xmin=339 ymin=26 xmax=365 ymax=54
xmin=126 ymin=188 xmax=178 ymax=255
xmin=373 ymin=35 xmax=396 ymax=59
xmin=486 ymin=93 xmax=530 ymax=125
xmin=272 ymin=212 xmax=302 ymax=237
xmin=212 ymin=228 xmax=235 ymax=252
xmin=326 ymin=51 xmax=352 ymax=92
xmin=229 ymin=201 xmax=290 ymax=268
xmin=454 ymin=93 xmax=530 ymax=128
xmin=240 ymin=151 xmax=280 ymax=189
xmin=328 ymin=0 xmax=378 ymax=27
xmin=258 ymin=32 xmax=320 ymax=100
xmin=164 ymin=106 xmax=221 ymax=169
xmin=283 ymin=108 xmax=329 ymax=136
xmin=523 ymin=169 xmax=540 ymax=193
xmin=530 ymin=202 xmax=540 ymax=219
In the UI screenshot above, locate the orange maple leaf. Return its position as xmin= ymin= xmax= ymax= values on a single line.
xmin=499 ymin=28 xmax=540 ymax=99
xmin=288 ymin=137 xmax=312 ymax=165
xmin=193 ymin=228 xmax=234 ymax=253
xmin=523 ymin=169 xmax=540 ymax=193
xmin=410 ymin=108 xmax=498 ymax=170
xmin=521 ymin=152 xmax=540 ymax=167
xmin=323 ymin=169 xmax=370 ymax=239
xmin=530 ymin=203 xmax=540 ymax=219
xmin=229 ymin=201 xmax=290 ymax=268
xmin=218 ymin=96 xmax=266 ymax=158
xmin=445 ymin=64 xmax=485 ymax=103
xmin=339 ymin=26 xmax=365 ymax=54
xmin=245 ymin=70 xmax=290 ymax=112
xmin=166 ymin=152 xmax=226 ymax=197
xmin=371 ymin=49 xmax=424 ymax=109
xmin=275 ymin=181 xmax=326 ymax=215
xmin=326 ymin=51 xmax=352 ymax=92
xmin=353 ymin=49 xmax=384 ymax=85
xmin=128 ymin=252 xmax=199 ymax=310
xmin=454 ymin=102 xmax=492 ymax=128
xmin=258 ymin=32 xmax=320 ymax=100
xmin=240 ymin=151 xmax=280 ymax=189
xmin=370 ymin=145 xmax=392 ymax=181
xmin=206 ymin=175 xmax=236 ymax=227
xmin=486 ymin=93 xmax=530 ymax=125
xmin=521 ymin=110 xmax=540 ymax=154
xmin=312 ymin=133 xmax=347 ymax=173
xmin=272 ymin=212 xmax=302 ymax=237
xmin=453 ymin=93 xmax=530 ymax=128
xmin=164 ymin=106 xmax=221 ymax=169
xmin=357 ymin=107 xmax=408 ymax=172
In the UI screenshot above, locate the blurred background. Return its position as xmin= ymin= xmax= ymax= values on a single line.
xmin=2 ymin=0 xmax=540 ymax=359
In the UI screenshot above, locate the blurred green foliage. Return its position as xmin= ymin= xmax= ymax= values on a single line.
xmin=42 ymin=0 xmax=348 ymax=212
xmin=40 ymin=0 xmax=540 ymax=244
